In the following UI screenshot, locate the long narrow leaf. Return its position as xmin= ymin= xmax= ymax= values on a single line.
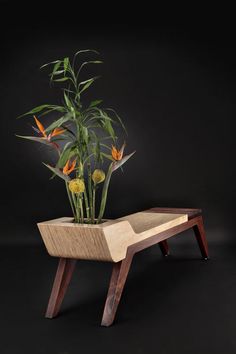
xmin=74 ymin=49 xmax=99 ymax=57
xmin=89 ymin=100 xmax=103 ymax=108
xmin=112 ymin=151 xmax=136 ymax=172
xmin=39 ymin=105 xmax=67 ymax=117
xmin=50 ymin=61 xmax=62 ymax=80
xmin=101 ymin=152 xmax=114 ymax=161
xmin=57 ymin=142 xmax=76 ymax=168
xmin=63 ymin=57 xmax=69 ymax=72
xmin=63 ymin=91 xmax=72 ymax=109
xmin=17 ymin=104 xmax=53 ymax=118
xmin=79 ymin=76 xmax=100 ymax=94
xmin=43 ymin=163 xmax=70 ymax=181
xmin=54 ymin=77 xmax=69 ymax=82
xmin=40 ymin=60 xmax=60 ymax=69
xmin=16 ymin=135 xmax=52 ymax=147
xmin=44 ymin=113 xmax=73 ymax=133
xmin=106 ymin=108 xmax=127 ymax=134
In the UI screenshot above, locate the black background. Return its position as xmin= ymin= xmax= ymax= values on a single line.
xmin=1 ymin=2 xmax=236 ymax=354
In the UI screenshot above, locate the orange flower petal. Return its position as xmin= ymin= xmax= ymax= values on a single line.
xmin=111 ymin=145 xmax=124 ymax=161
xmin=51 ymin=127 xmax=66 ymax=138
xmin=34 ymin=116 xmax=47 ymax=138
xmin=63 ymin=158 xmax=76 ymax=175
xmin=63 ymin=160 xmax=70 ymax=175
xmin=69 ymin=158 xmax=77 ymax=173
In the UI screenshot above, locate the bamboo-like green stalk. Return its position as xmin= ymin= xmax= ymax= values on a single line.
xmin=87 ymin=162 xmax=93 ymax=223
xmin=72 ymin=193 xmax=80 ymax=222
xmin=83 ymin=183 xmax=90 ymax=220
xmin=65 ymin=181 xmax=76 ymax=220
xmin=92 ymin=185 xmax=96 ymax=223
xmin=79 ymin=194 xmax=84 ymax=223
xmin=97 ymin=163 xmax=113 ymax=224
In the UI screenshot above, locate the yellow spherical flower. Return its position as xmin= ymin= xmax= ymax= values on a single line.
xmin=92 ymin=169 xmax=105 ymax=184
xmin=68 ymin=178 xmax=85 ymax=194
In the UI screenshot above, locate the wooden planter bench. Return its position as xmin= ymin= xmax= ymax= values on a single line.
xmin=38 ymin=207 xmax=209 ymax=326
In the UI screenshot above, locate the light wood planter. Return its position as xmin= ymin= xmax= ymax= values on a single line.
xmin=37 ymin=207 xmax=209 ymax=326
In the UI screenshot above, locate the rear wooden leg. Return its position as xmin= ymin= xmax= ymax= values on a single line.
xmin=101 ymin=254 xmax=133 ymax=327
xmin=45 ymin=258 xmax=77 ymax=319
xmin=193 ymin=216 xmax=209 ymax=260
xmin=159 ymin=240 xmax=169 ymax=256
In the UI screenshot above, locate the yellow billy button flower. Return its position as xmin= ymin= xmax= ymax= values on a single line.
xmin=68 ymin=178 xmax=85 ymax=194
xmin=92 ymin=169 xmax=106 ymax=184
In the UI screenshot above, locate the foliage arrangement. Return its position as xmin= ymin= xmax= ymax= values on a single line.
xmin=17 ymin=50 xmax=135 ymax=224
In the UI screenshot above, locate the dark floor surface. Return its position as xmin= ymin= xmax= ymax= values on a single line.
xmin=1 ymin=229 xmax=236 ymax=354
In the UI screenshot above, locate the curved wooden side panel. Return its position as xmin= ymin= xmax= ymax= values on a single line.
xmin=37 ymin=221 xmax=113 ymax=261
xmin=103 ymin=221 xmax=135 ymax=262
xmin=103 ymin=213 xmax=188 ymax=262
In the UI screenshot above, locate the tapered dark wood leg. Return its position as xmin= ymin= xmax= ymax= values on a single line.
xmin=159 ymin=240 xmax=169 ymax=256
xmin=45 ymin=258 xmax=77 ymax=319
xmin=193 ymin=216 xmax=209 ymax=259
xmin=101 ymin=254 xmax=133 ymax=327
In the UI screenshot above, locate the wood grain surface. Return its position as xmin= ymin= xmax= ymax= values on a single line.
xmin=38 ymin=212 xmax=188 ymax=262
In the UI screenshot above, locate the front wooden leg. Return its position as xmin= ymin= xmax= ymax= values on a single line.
xmin=101 ymin=254 xmax=133 ymax=327
xmin=159 ymin=240 xmax=169 ymax=256
xmin=45 ymin=258 xmax=77 ymax=319
xmin=193 ymin=216 xmax=209 ymax=259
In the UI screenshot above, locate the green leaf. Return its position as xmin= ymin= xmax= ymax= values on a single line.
xmin=63 ymin=91 xmax=72 ymax=109
xmin=112 ymin=151 xmax=136 ymax=172
xmin=50 ymin=61 xmax=61 ymax=80
xmin=44 ymin=113 xmax=73 ymax=133
xmin=95 ymin=141 xmax=101 ymax=161
xmin=106 ymin=108 xmax=127 ymax=134
xmin=40 ymin=60 xmax=60 ymax=69
xmin=81 ymin=126 xmax=89 ymax=144
xmin=101 ymin=115 xmax=115 ymax=140
xmin=79 ymin=76 xmax=100 ymax=94
xmin=43 ymin=163 xmax=70 ymax=181
xmin=54 ymin=77 xmax=69 ymax=82
xmin=89 ymin=100 xmax=103 ymax=108
xmin=57 ymin=142 xmax=76 ymax=168
xmin=101 ymin=152 xmax=114 ymax=161
xmin=16 ymin=134 xmax=52 ymax=147
xmin=63 ymin=57 xmax=69 ymax=72
xmin=78 ymin=61 xmax=103 ymax=75
xmin=51 ymin=70 xmax=64 ymax=76
xmin=17 ymin=104 xmax=53 ymax=118
xmin=74 ymin=49 xmax=99 ymax=57
xmin=39 ymin=105 xmax=67 ymax=117
xmin=61 ymin=124 xmax=76 ymax=137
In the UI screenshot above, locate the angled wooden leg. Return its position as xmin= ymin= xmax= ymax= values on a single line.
xmin=159 ymin=240 xmax=169 ymax=256
xmin=101 ymin=254 xmax=133 ymax=327
xmin=193 ymin=216 xmax=209 ymax=259
xmin=45 ymin=258 xmax=77 ymax=319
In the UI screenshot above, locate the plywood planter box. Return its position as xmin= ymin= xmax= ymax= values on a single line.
xmin=38 ymin=211 xmax=188 ymax=262
xmin=37 ymin=208 xmax=209 ymax=326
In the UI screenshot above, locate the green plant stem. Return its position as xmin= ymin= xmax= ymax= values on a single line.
xmin=76 ymin=194 xmax=81 ymax=223
xmin=72 ymin=193 xmax=79 ymax=222
xmin=92 ymin=185 xmax=96 ymax=224
xmin=87 ymin=162 xmax=93 ymax=223
xmin=65 ymin=181 xmax=76 ymax=220
xmin=97 ymin=163 xmax=113 ymax=224
xmin=79 ymin=194 xmax=84 ymax=223
xmin=83 ymin=183 xmax=90 ymax=220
